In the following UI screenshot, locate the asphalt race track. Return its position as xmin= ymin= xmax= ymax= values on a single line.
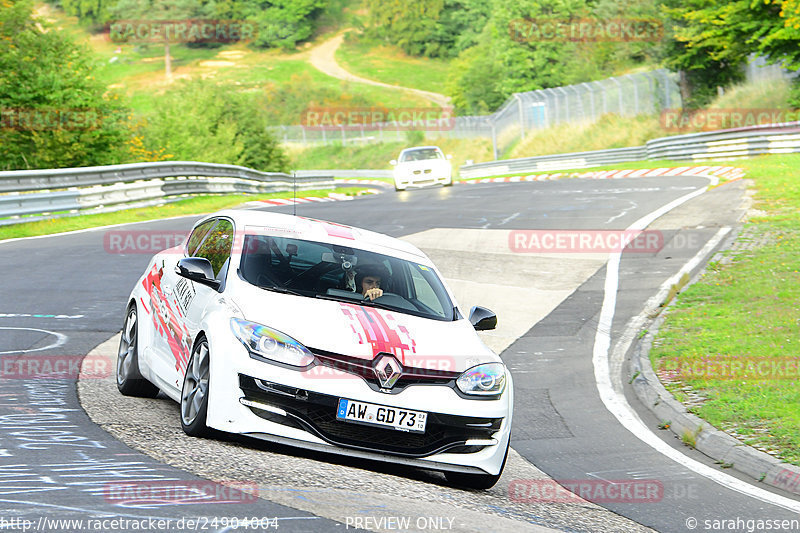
xmin=1 ymin=176 xmax=798 ymax=533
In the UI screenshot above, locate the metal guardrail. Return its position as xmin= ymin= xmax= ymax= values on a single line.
xmin=294 ymin=169 xmax=393 ymax=179
xmin=459 ymin=146 xmax=646 ymax=179
xmin=0 ymin=161 xmax=334 ymax=221
xmin=459 ymin=122 xmax=800 ymax=178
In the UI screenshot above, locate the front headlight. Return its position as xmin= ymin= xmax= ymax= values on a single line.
xmin=230 ymin=318 xmax=314 ymax=367
xmin=456 ymin=362 xmax=506 ymax=396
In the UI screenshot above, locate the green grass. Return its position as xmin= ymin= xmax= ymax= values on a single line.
xmin=649 ymin=153 xmax=800 ymax=465
xmin=288 ymin=136 xmax=494 ymax=171
xmin=39 ymin=3 xmax=429 ymax=121
xmin=510 ymin=114 xmax=666 ymax=159
xmin=335 ymin=35 xmax=451 ymax=95
xmin=0 ymin=188 xmax=366 ymax=241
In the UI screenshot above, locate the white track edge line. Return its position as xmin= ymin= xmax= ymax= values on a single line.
xmin=592 ymin=184 xmax=800 ymax=512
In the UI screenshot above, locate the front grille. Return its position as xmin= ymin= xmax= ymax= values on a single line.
xmin=239 ymin=374 xmax=501 ymax=457
xmin=309 ymin=348 xmax=459 ymax=395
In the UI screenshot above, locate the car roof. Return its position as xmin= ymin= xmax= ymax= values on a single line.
xmin=199 ymin=210 xmax=429 ymax=260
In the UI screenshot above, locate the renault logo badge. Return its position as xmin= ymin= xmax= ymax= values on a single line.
xmin=374 ymin=354 xmax=402 ymax=389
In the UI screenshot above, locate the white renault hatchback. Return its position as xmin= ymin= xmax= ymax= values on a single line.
xmin=116 ymin=210 xmax=512 ymax=488
xmin=391 ymin=146 xmax=453 ymax=191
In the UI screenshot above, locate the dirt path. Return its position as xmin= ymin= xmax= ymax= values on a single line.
xmin=309 ymin=32 xmax=451 ymax=108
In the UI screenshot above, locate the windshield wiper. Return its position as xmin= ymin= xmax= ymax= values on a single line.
xmin=314 ymin=293 xmax=361 ymax=304
xmin=357 ymin=299 xmax=395 ymax=312
xmin=258 ymin=284 xmax=305 ymax=297
xmin=315 ymin=292 xmax=396 ymax=311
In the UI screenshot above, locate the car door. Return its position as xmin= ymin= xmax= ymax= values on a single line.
xmin=145 ymin=218 xmax=218 ymax=396
xmin=182 ymin=217 xmax=235 ymax=345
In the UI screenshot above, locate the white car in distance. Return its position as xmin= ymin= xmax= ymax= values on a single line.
xmin=391 ymin=146 xmax=453 ymax=191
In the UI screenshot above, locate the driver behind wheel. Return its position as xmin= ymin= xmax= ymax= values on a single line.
xmin=355 ymin=264 xmax=390 ymax=301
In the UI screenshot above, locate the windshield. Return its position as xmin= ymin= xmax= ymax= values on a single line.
xmin=239 ymin=234 xmax=455 ymax=321
xmin=400 ymin=148 xmax=443 ymax=162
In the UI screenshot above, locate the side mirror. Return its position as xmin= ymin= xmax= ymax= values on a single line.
xmin=176 ymin=257 xmax=220 ymax=290
xmin=390 ymin=159 xmax=397 ymax=166
xmin=469 ymin=306 xmax=497 ymax=331
xmin=446 ymin=154 xmax=453 ymax=160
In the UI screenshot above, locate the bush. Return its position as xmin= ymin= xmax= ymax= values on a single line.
xmin=138 ymin=81 xmax=288 ymax=171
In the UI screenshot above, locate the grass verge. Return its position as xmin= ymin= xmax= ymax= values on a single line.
xmin=648 ymin=153 xmax=800 ymax=466
xmin=335 ymin=35 xmax=451 ymax=95
xmin=289 ymin=136 xmax=494 ymax=171
xmin=0 ymin=188 xmax=367 ymax=241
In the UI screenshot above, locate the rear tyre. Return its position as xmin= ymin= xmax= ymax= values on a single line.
xmin=116 ymin=305 xmax=160 ymax=398
xmin=444 ymin=442 xmax=508 ymax=490
xmin=181 ymin=337 xmax=212 ymax=437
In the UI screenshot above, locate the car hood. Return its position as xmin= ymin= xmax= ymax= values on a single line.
xmin=396 ymin=159 xmax=449 ymax=170
xmin=232 ymin=290 xmax=497 ymax=373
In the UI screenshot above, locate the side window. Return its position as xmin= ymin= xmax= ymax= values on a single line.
xmin=408 ymin=265 xmax=446 ymax=318
xmin=195 ymin=220 xmax=234 ymax=279
xmin=186 ymin=220 xmax=217 ymax=256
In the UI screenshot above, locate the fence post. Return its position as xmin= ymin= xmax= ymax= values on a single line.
xmin=610 ymin=77 xmax=623 ymax=114
xmin=491 ymin=119 xmax=499 ymax=160
xmin=582 ymin=83 xmax=595 ymax=121
xmin=514 ymin=93 xmax=525 ymax=140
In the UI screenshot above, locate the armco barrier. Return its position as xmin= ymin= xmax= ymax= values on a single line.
xmin=460 ymin=146 xmax=646 ymax=179
xmin=294 ymin=169 xmax=392 ymax=179
xmin=0 ymin=162 xmax=334 ymax=222
xmin=459 ymin=121 xmax=800 ymax=179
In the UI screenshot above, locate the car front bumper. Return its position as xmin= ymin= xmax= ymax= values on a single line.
xmin=205 ymin=328 xmax=512 ymax=476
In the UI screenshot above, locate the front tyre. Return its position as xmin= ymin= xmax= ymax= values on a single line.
xmin=116 ymin=305 xmax=160 ymax=398
xmin=444 ymin=442 xmax=508 ymax=490
xmin=181 ymin=337 xmax=212 ymax=437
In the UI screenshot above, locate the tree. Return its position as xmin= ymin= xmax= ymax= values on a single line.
xmin=661 ymin=0 xmax=800 ymax=108
xmin=0 ymin=0 xmax=132 ymax=169
xmin=365 ymin=0 xmax=489 ymax=58
xmin=109 ymin=0 xmax=202 ymax=79
xmin=58 ymin=0 xmax=115 ymax=28
xmin=139 ymin=80 xmax=288 ymax=171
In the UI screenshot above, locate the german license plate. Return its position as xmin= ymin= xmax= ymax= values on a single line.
xmin=336 ymin=398 xmax=427 ymax=433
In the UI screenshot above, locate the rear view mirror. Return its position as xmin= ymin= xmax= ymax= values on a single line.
xmin=469 ymin=306 xmax=497 ymax=331
xmin=446 ymin=154 xmax=453 ymax=160
xmin=390 ymin=160 xmax=398 ymax=166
